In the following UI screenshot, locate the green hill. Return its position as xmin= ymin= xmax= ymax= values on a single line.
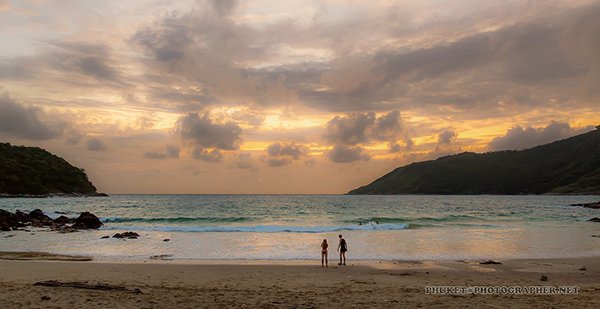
xmin=348 ymin=127 xmax=600 ymax=195
xmin=0 ymin=143 xmax=98 ymax=196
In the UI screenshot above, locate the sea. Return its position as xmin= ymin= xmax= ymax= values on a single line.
xmin=1 ymin=194 xmax=599 ymax=261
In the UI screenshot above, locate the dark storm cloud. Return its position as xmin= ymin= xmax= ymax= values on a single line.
xmin=174 ymin=113 xmax=243 ymax=150
xmin=323 ymin=113 xmax=375 ymax=145
xmin=0 ymin=93 xmax=63 ymax=140
xmin=306 ymin=6 xmax=596 ymax=113
xmin=488 ymin=122 xmax=594 ymax=151
xmin=371 ymin=20 xmax=585 ymax=99
xmin=323 ymin=111 xmax=403 ymax=151
xmin=374 ymin=35 xmax=492 ymax=82
xmin=86 ymin=138 xmax=107 ymax=151
xmin=130 ymin=2 xmax=325 ymax=109
xmin=144 ymin=145 xmax=180 ymax=160
xmin=48 ymin=41 xmax=124 ymax=83
xmin=267 ymin=142 xmax=306 ymax=159
xmin=0 ymin=40 xmax=126 ymax=88
xmin=563 ymin=4 xmax=600 ymax=99
xmin=264 ymin=142 xmax=308 ymax=167
xmin=327 ymin=145 xmax=370 ymax=163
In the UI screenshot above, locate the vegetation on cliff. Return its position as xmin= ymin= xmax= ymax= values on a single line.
xmin=0 ymin=143 xmax=97 ymax=195
xmin=348 ymin=127 xmax=600 ymax=195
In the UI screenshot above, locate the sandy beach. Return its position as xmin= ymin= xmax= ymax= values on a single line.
xmin=1 ymin=254 xmax=599 ymax=308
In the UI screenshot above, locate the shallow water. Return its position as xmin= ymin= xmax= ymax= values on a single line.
xmin=1 ymin=195 xmax=599 ymax=260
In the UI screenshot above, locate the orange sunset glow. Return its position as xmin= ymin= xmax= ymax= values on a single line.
xmin=1 ymin=0 xmax=599 ymax=193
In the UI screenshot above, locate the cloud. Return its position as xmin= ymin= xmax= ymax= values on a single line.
xmin=86 ymin=138 xmax=107 ymax=151
xmin=323 ymin=113 xmax=376 ymax=145
xmin=0 ymin=93 xmax=64 ymax=140
xmin=267 ymin=142 xmax=306 ymax=158
xmin=174 ymin=112 xmax=243 ymax=151
xmin=324 ymin=111 xmax=404 ymax=145
xmin=431 ymin=129 xmax=460 ymax=157
xmin=263 ymin=142 xmax=308 ymax=167
xmin=209 ymin=0 xmax=237 ymax=16
xmin=327 ymin=145 xmax=370 ymax=163
xmin=437 ymin=130 xmax=457 ymax=145
xmin=233 ymin=153 xmax=255 ymax=169
xmin=322 ymin=110 xmax=409 ymax=162
xmin=1 ymin=41 xmax=126 ymax=88
xmin=192 ymin=147 xmax=223 ymax=163
xmin=144 ymin=145 xmax=180 ymax=160
xmin=488 ymin=122 xmax=594 ymax=151
xmin=65 ymin=130 xmax=83 ymax=145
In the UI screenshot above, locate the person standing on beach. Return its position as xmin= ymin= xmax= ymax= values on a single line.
xmin=337 ymin=235 xmax=347 ymax=265
xmin=321 ymin=239 xmax=328 ymax=267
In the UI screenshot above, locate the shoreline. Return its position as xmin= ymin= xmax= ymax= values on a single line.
xmin=4 ymin=251 xmax=600 ymax=265
xmin=1 ymin=255 xmax=599 ymax=308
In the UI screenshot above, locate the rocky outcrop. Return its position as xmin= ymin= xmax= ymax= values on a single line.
xmin=589 ymin=217 xmax=600 ymax=222
xmin=571 ymin=201 xmax=600 ymax=209
xmin=0 ymin=209 xmax=17 ymax=231
xmin=0 ymin=209 xmax=102 ymax=231
xmin=54 ymin=216 xmax=73 ymax=225
xmin=72 ymin=212 xmax=103 ymax=229
xmin=113 ymin=232 xmax=140 ymax=239
xmin=29 ymin=209 xmax=54 ymax=227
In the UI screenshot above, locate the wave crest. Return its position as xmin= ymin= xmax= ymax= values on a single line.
xmin=102 ymin=223 xmax=410 ymax=233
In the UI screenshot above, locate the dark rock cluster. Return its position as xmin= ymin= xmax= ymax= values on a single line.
xmin=0 ymin=209 xmax=102 ymax=232
xmin=112 ymin=231 xmax=140 ymax=239
xmin=571 ymin=201 xmax=600 ymax=209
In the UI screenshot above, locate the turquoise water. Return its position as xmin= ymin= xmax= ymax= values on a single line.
xmin=1 ymin=195 xmax=599 ymax=260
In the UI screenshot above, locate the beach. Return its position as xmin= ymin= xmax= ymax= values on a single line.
xmin=1 ymin=255 xmax=599 ymax=308
xmin=2 ymin=195 xmax=600 ymax=307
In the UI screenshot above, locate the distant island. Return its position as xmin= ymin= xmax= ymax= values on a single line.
xmin=348 ymin=126 xmax=600 ymax=195
xmin=0 ymin=143 xmax=104 ymax=197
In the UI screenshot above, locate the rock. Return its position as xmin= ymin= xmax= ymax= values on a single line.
xmin=579 ymin=267 xmax=587 ymax=271
xmin=540 ymin=275 xmax=548 ymax=281
xmin=29 ymin=209 xmax=50 ymax=220
xmin=54 ymin=226 xmax=78 ymax=233
xmin=29 ymin=209 xmax=53 ymax=227
xmin=163 ymin=238 xmax=170 ymax=242
xmin=54 ymin=216 xmax=73 ymax=225
xmin=14 ymin=210 xmax=31 ymax=224
xmin=0 ymin=209 xmax=17 ymax=230
xmin=55 ymin=211 xmax=67 ymax=215
xmin=41 ymin=296 xmax=51 ymax=301
xmin=96 ymin=193 xmax=110 ymax=197
xmin=113 ymin=231 xmax=139 ymax=239
xmin=100 ymin=235 xmax=110 ymax=239
xmin=571 ymin=201 xmax=600 ymax=209
xmin=72 ymin=212 xmax=102 ymax=229
xmin=589 ymin=217 xmax=600 ymax=222
xmin=480 ymin=260 xmax=502 ymax=265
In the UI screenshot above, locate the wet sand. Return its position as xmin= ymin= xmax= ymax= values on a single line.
xmin=0 ymin=255 xmax=599 ymax=308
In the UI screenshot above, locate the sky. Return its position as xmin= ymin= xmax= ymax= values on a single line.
xmin=0 ymin=0 xmax=599 ymax=194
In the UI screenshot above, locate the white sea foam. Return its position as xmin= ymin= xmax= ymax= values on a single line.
xmin=102 ymin=222 xmax=410 ymax=233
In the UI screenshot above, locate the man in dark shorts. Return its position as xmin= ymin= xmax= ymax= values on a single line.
xmin=337 ymin=234 xmax=347 ymax=265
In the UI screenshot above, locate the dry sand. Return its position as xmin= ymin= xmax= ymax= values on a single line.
xmin=0 ymin=254 xmax=599 ymax=308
